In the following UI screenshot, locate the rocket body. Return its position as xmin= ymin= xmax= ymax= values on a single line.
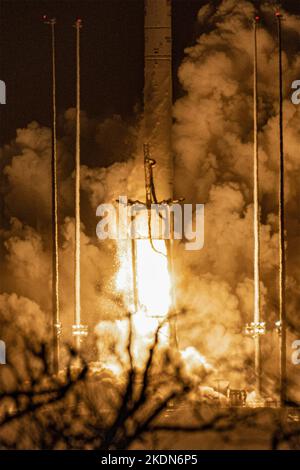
xmin=144 ymin=0 xmax=173 ymax=201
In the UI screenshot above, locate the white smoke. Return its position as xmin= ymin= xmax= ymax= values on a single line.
xmin=1 ymin=0 xmax=300 ymax=397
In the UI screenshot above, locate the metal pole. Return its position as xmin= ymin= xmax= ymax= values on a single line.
xmin=253 ymin=16 xmax=262 ymax=397
xmin=131 ymin=238 xmax=139 ymax=313
xmin=167 ymin=214 xmax=178 ymax=349
xmin=276 ymin=12 xmax=287 ymax=407
xmin=44 ymin=16 xmax=61 ymax=374
xmin=73 ymin=19 xmax=86 ymax=350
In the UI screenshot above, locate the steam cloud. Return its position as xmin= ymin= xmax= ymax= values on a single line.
xmin=1 ymin=0 xmax=300 ymax=396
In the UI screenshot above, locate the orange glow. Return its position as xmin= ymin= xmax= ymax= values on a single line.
xmin=115 ymin=238 xmax=171 ymax=343
xmin=135 ymin=239 xmax=171 ymax=317
xmin=116 ymin=239 xmax=171 ymax=318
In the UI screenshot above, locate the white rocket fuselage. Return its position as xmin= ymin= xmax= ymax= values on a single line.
xmin=144 ymin=0 xmax=173 ymax=201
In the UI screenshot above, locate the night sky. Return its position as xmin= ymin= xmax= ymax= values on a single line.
xmin=0 ymin=0 xmax=206 ymax=146
xmin=1 ymin=0 xmax=298 ymax=148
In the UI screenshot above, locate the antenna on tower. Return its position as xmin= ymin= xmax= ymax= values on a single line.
xmin=43 ymin=15 xmax=61 ymax=374
xmin=72 ymin=18 xmax=88 ymax=350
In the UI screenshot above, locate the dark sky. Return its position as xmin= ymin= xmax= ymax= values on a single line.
xmin=0 ymin=0 xmax=299 ymax=146
xmin=0 ymin=0 xmax=205 ymax=145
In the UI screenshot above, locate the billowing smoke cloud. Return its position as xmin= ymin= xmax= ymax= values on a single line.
xmin=1 ymin=0 xmax=300 ymax=397
xmin=172 ymin=0 xmax=300 ymax=395
xmin=0 ymin=112 xmax=139 ymax=344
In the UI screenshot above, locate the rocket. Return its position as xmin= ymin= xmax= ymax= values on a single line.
xmin=144 ymin=0 xmax=173 ymax=202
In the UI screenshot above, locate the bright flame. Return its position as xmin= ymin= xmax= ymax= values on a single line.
xmin=99 ymin=240 xmax=214 ymax=376
xmin=115 ymin=238 xmax=172 ymax=343
xmin=116 ymin=238 xmax=171 ymax=318
xmin=135 ymin=239 xmax=171 ymax=317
